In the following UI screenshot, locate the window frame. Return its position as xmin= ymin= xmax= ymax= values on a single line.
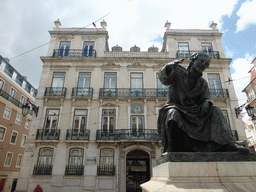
xmin=59 ymin=41 xmax=71 ymax=56
xmin=3 ymin=106 xmax=11 ymax=119
xmin=130 ymin=115 xmax=145 ymax=133
xmin=20 ymin=134 xmax=27 ymax=147
xmin=68 ymin=148 xmax=84 ymax=167
xmin=130 ymin=72 xmax=143 ymax=89
xmin=51 ymin=72 xmax=66 ymax=88
xmin=0 ymin=126 xmax=6 ymax=141
xmin=43 ymin=109 xmax=60 ymax=129
xmin=4 ymin=152 xmax=13 ymax=167
xmin=207 ymin=73 xmax=223 ymax=90
xmin=99 ymin=148 xmax=114 ymax=167
xmin=83 ymin=41 xmax=95 ymax=57
xmin=10 ymin=130 xmax=18 ymax=145
xmin=101 ymin=109 xmax=116 ymax=133
xmin=0 ymin=78 xmax=4 ymax=90
xmin=201 ymin=42 xmax=213 ymax=52
xmin=104 ymin=72 xmax=117 ymax=89
xmin=37 ymin=147 xmax=54 ymax=166
xmin=16 ymin=154 xmax=23 ymax=167
xmin=72 ymin=109 xmax=88 ymax=131
xmin=77 ymin=72 xmax=91 ymax=88
xmin=15 ymin=113 xmax=22 ymax=125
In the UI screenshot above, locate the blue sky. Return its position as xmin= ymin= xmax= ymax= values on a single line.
xmin=0 ymin=0 xmax=255 ymax=105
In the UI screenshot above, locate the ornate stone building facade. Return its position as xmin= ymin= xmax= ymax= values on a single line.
xmin=16 ymin=21 xmax=246 ymax=192
xmin=0 ymin=56 xmax=37 ymax=192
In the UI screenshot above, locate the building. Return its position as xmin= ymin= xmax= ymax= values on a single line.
xmin=0 ymin=56 xmax=37 ymax=192
xmin=242 ymin=57 xmax=256 ymax=150
xmin=16 ymin=20 xmax=246 ymax=192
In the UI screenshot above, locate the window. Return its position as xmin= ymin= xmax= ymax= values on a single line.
xmin=15 ymin=113 xmax=22 ymax=124
xmin=0 ymin=127 xmax=6 ymax=140
xmin=222 ymin=110 xmax=231 ymax=130
xmin=157 ymin=73 xmax=168 ymax=96
xmin=37 ymin=148 xmax=53 ymax=165
xmin=16 ymin=154 xmax=23 ymax=167
xmin=83 ymin=41 xmax=94 ymax=57
xmin=9 ymin=88 xmax=16 ymax=102
xmin=130 ymin=73 xmax=143 ymax=96
xmin=21 ymin=135 xmax=27 ymax=147
xmin=131 ymin=116 xmax=144 ymax=136
xmin=59 ymin=41 xmax=71 ymax=56
xmin=202 ymin=43 xmax=212 ymax=52
xmin=248 ymin=88 xmax=255 ymax=101
xmin=208 ymin=73 xmax=222 ymax=96
xmin=73 ymin=109 xmax=87 ymax=131
xmin=104 ymin=73 xmax=117 ymax=89
xmin=20 ymin=96 xmax=25 ymax=108
xmin=178 ymin=42 xmax=189 ymax=58
xmin=102 ymin=109 xmax=115 ymax=134
xmin=44 ymin=109 xmax=60 ymax=129
xmin=3 ymin=107 xmax=11 ymax=119
xmin=98 ymin=148 xmax=115 ymax=176
xmin=12 ymin=72 xmax=17 ymax=80
xmin=68 ymin=148 xmax=84 ymax=166
xmin=0 ymin=79 xmax=4 ymax=90
xmin=25 ymin=119 xmax=31 ymax=128
xmin=77 ymin=73 xmax=91 ymax=95
xmin=10 ymin=131 xmax=18 ymax=144
xmin=52 ymin=72 xmax=65 ymax=88
xmin=100 ymin=148 xmax=114 ymax=166
xmin=4 ymin=152 xmax=13 ymax=166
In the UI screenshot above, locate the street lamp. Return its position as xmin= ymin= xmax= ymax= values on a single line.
xmin=22 ymin=98 xmax=39 ymax=117
xmin=246 ymin=105 xmax=256 ymax=120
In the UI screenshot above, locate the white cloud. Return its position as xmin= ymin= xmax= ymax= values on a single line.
xmin=231 ymin=53 xmax=255 ymax=105
xmin=225 ymin=46 xmax=235 ymax=58
xmin=236 ymin=0 xmax=256 ymax=32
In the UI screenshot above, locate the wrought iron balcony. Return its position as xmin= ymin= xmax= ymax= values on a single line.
xmin=209 ymin=89 xmax=229 ymax=99
xmin=36 ymin=129 xmax=60 ymax=140
xmin=96 ymin=129 xmax=160 ymax=141
xmin=66 ymin=129 xmax=90 ymax=141
xmin=33 ymin=164 xmax=53 ymax=175
xmin=231 ymin=130 xmax=239 ymax=141
xmin=97 ymin=165 xmax=115 ymax=176
xmin=99 ymin=88 xmax=168 ymax=98
xmin=53 ymin=49 xmax=96 ymax=57
xmin=0 ymin=89 xmax=33 ymax=115
xmin=72 ymin=87 xmax=93 ymax=98
xmin=176 ymin=50 xmax=220 ymax=59
xmin=44 ymin=87 xmax=66 ymax=97
xmin=65 ymin=165 xmax=84 ymax=175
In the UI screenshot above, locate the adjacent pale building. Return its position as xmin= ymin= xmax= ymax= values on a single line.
xmin=16 ymin=20 xmax=246 ymax=192
xmin=0 ymin=56 xmax=37 ymax=192
xmin=242 ymin=57 xmax=256 ymax=150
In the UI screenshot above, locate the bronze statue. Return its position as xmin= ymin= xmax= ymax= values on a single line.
xmin=157 ymin=52 xmax=248 ymax=153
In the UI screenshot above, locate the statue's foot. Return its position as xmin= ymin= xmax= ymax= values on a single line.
xmin=229 ymin=143 xmax=249 ymax=153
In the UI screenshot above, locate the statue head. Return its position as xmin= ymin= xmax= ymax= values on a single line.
xmin=188 ymin=52 xmax=210 ymax=75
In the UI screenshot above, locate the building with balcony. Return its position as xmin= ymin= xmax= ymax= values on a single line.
xmin=16 ymin=20 xmax=246 ymax=192
xmin=0 ymin=56 xmax=37 ymax=192
xmin=242 ymin=57 xmax=256 ymax=151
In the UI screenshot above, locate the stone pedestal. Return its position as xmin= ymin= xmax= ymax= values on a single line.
xmin=141 ymin=152 xmax=256 ymax=192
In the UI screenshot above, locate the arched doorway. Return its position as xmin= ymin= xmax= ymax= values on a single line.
xmin=126 ymin=150 xmax=150 ymax=192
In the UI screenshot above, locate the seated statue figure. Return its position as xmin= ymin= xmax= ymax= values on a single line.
xmin=157 ymin=52 xmax=248 ymax=153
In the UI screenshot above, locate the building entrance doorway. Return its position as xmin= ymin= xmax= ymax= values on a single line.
xmin=126 ymin=150 xmax=150 ymax=192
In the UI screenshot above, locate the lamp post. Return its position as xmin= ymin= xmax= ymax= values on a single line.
xmin=245 ymin=105 xmax=255 ymax=120
xmin=22 ymin=98 xmax=39 ymax=117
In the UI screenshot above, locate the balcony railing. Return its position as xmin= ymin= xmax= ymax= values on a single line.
xmin=44 ymin=87 xmax=66 ymax=97
xmin=33 ymin=164 xmax=53 ymax=175
xmin=97 ymin=165 xmax=115 ymax=176
xmin=53 ymin=49 xmax=96 ymax=57
xmin=0 ymin=89 xmax=33 ymax=115
xmin=96 ymin=129 xmax=160 ymax=141
xmin=65 ymin=165 xmax=84 ymax=175
xmin=72 ymin=87 xmax=93 ymax=98
xmin=36 ymin=129 xmax=60 ymax=140
xmin=232 ymin=130 xmax=239 ymax=141
xmin=66 ymin=129 xmax=90 ymax=141
xmin=209 ymin=89 xmax=229 ymax=99
xmin=104 ymin=51 xmax=169 ymax=58
xmin=99 ymin=88 xmax=168 ymax=98
xmin=176 ymin=50 xmax=220 ymax=59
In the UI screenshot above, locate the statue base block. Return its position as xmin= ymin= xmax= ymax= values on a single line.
xmin=141 ymin=152 xmax=256 ymax=192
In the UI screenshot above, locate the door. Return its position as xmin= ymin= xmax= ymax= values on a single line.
xmin=126 ymin=150 xmax=150 ymax=192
